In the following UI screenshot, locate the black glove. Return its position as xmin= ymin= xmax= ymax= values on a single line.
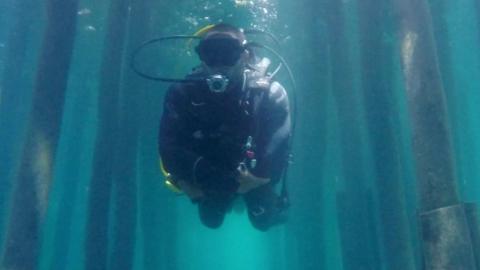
xmin=193 ymin=157 xmax=239 ymax=193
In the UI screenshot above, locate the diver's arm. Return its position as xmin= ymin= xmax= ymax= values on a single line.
xmin=250 ymin=81 xmax=291 ymax=180
xmin=158 ymin=84 xmax=200 ymax=182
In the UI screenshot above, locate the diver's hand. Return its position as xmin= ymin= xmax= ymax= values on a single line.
xmin=194 ymin=157 xmax=238 ymax=193
xmin=236 ymin=164 xmax=270 ymax=194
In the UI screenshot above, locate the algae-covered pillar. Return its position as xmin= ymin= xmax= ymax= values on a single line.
xmin=0 ymin=0 xmax=36 ymax=246
xmin=325 ymin=0 xmax=381 ymax=269
xmin=0 ymin=0 xmax=78 ymax=269
xmin=394 ymin=0 xmax=478 ymax=269
xmin=357 ymin=0 xmax=416 ymax=269
xmin=84 ymin=0 xmax=131 ymax=269
xmin=108 ymin=0 xmax=151 ymax=268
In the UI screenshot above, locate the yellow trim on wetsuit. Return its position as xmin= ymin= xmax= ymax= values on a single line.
xmin=159 ymin=159 xmax=183 ymax=194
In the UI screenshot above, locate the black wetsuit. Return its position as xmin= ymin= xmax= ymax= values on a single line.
xmin=158 ymin=70 xmax=291 ymax=230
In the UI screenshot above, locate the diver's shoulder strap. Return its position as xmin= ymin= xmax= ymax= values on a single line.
xmin=247 ymin=77 xmax=271 ymax=93
xmin=246 ymin=57 xmax=272 ymax=91
xmin=244 ymin=71 xmax=271 ymax=122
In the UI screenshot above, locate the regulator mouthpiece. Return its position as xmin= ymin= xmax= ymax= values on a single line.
xmin=206 ymin=74 xmax=229 ymax=93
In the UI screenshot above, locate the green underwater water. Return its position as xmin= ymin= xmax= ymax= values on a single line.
xmin=1 ymin=0 xmax=480 ymax=270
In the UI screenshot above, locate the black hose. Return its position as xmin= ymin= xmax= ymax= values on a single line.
xmin=130 ymin=35 xmax=203 ymax=83
xmin=244 ymin=28 xmax=282 ymax=47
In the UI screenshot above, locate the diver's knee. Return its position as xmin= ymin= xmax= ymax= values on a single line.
xmin=251 ymin=220 xmax=270 ymax=231
xmin=248 ymin=206 xmax=288 ymax=231
xmin=200 ymin=217 xmax=224 ymax=229
xmin=199 ymin=210 xmax=225 ymax=229
xmin=198 ymin=201 xmax=226 ymax=229
xmin=248 ymin=207 xmax=272 ymax=231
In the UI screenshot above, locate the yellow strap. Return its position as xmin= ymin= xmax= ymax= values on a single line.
xmin=187 ymin=24 xmax=216 ymax=51
xmin=193 ymin=24 xmax=216 ymax=37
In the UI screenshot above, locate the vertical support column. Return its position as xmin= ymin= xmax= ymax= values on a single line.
xmin=325 ymin=0 xmax=380 ymax=269
xmin=394 ymin=0 xmax=477 ymax=269
xmin=0 ymin=0 xmax=78 ymax=269
xmin=84 ymin=0 xmax=131 ymax=269
xmin=465 ymin=203 xmax=480 ymax=269
xmin=0 ymin=0 xmax=37 ymax=248
xmin=357 ymin=0 xmax=416 ymax=268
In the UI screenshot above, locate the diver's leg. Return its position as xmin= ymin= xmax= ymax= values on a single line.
xmin=243 ymin=184 xmax=287 ymax=231
xmin=197 ymin=192 xmax=235 ymax=229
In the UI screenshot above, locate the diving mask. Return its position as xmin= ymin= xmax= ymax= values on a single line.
xmin=196 ymin=37 xmax=245 ymax=67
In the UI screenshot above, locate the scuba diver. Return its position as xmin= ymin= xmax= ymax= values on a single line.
xmin=140 ymin=23 xmax=293 ymax=231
